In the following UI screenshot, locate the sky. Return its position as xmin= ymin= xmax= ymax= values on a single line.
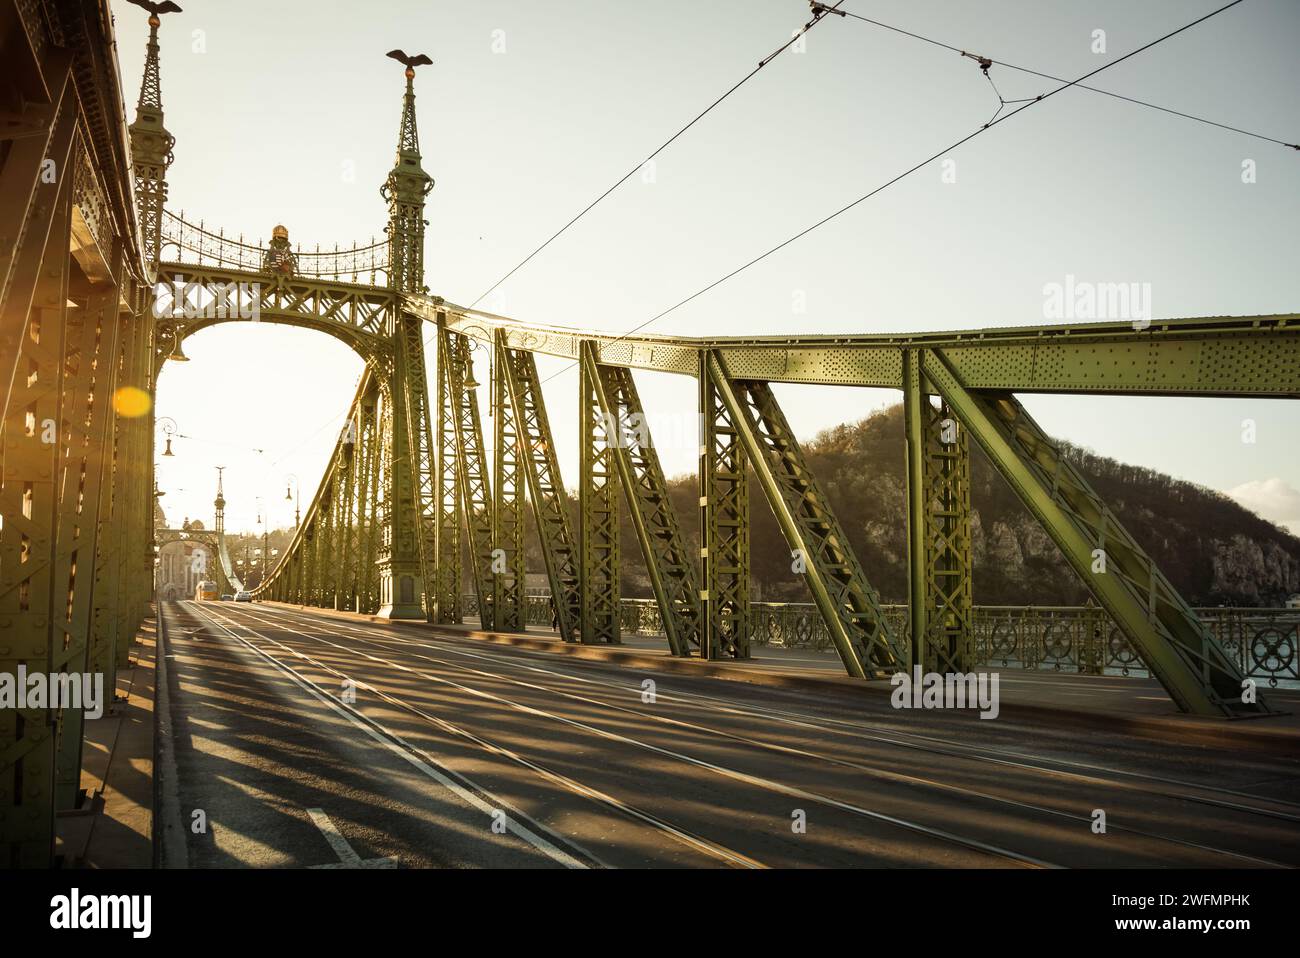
xmin=110 ymin=0 xmax=1300 ymax=536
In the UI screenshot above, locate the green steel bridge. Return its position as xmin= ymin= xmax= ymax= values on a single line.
xmin=2 ymin=0 xmax=1297 ymax=868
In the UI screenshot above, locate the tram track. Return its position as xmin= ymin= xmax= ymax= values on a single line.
xmin=238 ymin=603 xmax=1300 ymax=866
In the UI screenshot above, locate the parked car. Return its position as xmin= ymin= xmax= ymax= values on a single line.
xmin=219 ymin=594 xmax=234 ymax=602
xmin=234 ymin=591 xmax=252 ymax=602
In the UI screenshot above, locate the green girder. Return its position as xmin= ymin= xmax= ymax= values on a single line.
xmin=698 ymin=351 xmax=751 ymax=659
xmin=8 ymin=0 xmax=1298 ymax=874
xmin=708 ymin=351 xmax=905 ymax=677
xmin=584 ymin=343 xmax=702 ymax=656
xmin=579 ymin=341 xmax=622 ymax=645
xmin=499 ymin=345 xmax=581 ymax=642
xmin=443 ymin=328 xmax=495 ymax=628
xmin=923 ymin=347 xmax=1272 ymax=717
xmin=491 ymin=330 xmax=527 ymax=632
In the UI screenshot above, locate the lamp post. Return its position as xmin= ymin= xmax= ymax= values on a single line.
xmin=458 ymin=323 xmax=492 ymax=416
xmin=284 ymin=474 xmax=301 ymax=528
xmin=255 ymin=496 xmax=268 ymax=586
xmin=157 ymin=416 xmax=178 ymax=457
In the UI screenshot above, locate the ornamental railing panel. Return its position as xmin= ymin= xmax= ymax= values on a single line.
xmin=159 ymin=210 xmax=390 ymax=285
xmin=463 ymin=593 xmax=1298 ymax=687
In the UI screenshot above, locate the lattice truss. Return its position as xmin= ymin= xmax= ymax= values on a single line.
xmin=491 ymin=330 xmax=527 ymax=632
xmin=263 ymin=372 xmax=383 ymax=613
xmin=149 ymin=264 xmax=396 ymax=365
xmin=432 ymin=321 xmax=461 ymax=623
xmin=920 ymin=396 xmax=974 ymax=674
xmin=586 ymin=346 xmax=703 ymax=656
xmin=710 ymin=353 xmax=905 ymax=676
xmin=580 ymin=344 xmax=621 ymax=644
xmin=441 ymin=328 xmax=496 ymax=629
xmin=10 ymin=0 xmax=1290 ymax=873
xmin=699 ymin=352 xmax=751 ymax=659
xmin=500 ymin=346 xmax=582 ymax=641
xmin=923 ymin=349 xmax=1270 ymax=717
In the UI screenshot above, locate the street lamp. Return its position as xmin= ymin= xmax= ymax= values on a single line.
xmin=457 ymin=323 xmax=493 ymax=411
xmin=285 ymin=474 xmax=301 ymax=528
xmin=157 ymin=416 xmax=178 ymax=457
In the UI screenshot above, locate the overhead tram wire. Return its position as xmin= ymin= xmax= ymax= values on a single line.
xmin=535 ymin=0 xmax=1254 ymax=385
xmin=822 ymin=0 xmax=1298 ymax=151
xmin=441 ymin=0 xmax=847 ymax=336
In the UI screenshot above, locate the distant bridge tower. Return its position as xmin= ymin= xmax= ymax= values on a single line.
xmin=214 ymin=466 xmax=227 ymax=542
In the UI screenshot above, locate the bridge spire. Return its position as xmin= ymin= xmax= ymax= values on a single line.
xmin=213 ymin=466 xmax=226 ymax=535
xmin=127 ymin=1 xmax=182 ymax=273
xmin=381 ymin=50 xmax=434 ymax=293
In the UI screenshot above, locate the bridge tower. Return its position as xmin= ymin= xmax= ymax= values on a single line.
xmin=126 ymin=3 xmax=181 ymax=670
xmin=128 ymin=6 xmax=176 ymax=273
xmin=377 ymin=54 xmax=438 ymax=619
xmin=213 ymin=466 xmax=227 ymax=544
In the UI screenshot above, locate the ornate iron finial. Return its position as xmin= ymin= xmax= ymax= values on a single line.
xmin=128 ymin=1 xmax=182 ymax=110
xmin=386 ymin=50 xmax=431 ymax=153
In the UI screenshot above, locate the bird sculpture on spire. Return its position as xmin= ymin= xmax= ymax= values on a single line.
xmin=386 ymin=49 xmax=433 ymax=78
xmin=127 ymin=0 xmax=183 ymax=26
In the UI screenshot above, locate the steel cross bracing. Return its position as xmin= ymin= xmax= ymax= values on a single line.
xmin=491 ymin=329 xmax=527 ymax=633
xmin=442 ymin=327 xmax=496 ymax=628
xmin=709 ymin=352 xmax=905 ymax=677
xmin=579 ymin=341 xmax=622 ymax=644
xmin=3 ymin=0 xmax=1292 ymax=870
xmin=500 ymin=345 xmax=582 ymax=642
xmin=583 ymin=343 xmax=703 ymax=657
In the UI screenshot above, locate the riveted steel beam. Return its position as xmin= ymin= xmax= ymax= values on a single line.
xmin=432 ymin=298 xmax=1300 ymax=398
xmin=579 ymin=341 xmax=621 ymax=645
xmin=491 ymin=331 xmax=526 ymax=632
xmin=0 ymin=158 xmax=74 ymax=865
xmin=923 ymin=348 xmax=1273 ymax=717
xmin=443 ymin=329 xmax=495 ymax=626
xmin=698 ymin=351 xmax=750 ymax=659
xmin=904 ymin=349 xmax=974 ymax=674
xmin=55 ymin=283 xmax=124 ymax=809
xmin=434 ymin=321 xmax=462 ymax=623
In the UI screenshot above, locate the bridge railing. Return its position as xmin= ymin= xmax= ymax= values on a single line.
xmin=159 ymin=209 xmax=390 ymax=284
xmin=459 ymin=593 xmax=1299 ymax=687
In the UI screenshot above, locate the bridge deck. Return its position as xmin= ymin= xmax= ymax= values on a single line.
xmin=266 ymin=602 xmax=1300 ymax=746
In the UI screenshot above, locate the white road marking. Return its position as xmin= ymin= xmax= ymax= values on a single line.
xmin=255 ymin=604 xmax=1300 ymax=821
xmin=201 ymin=604 xmax=760 ymax=868
xmin=183 ymin=602 xmax=593 ymax=870
xmin=221 ymin=603 xmax=1047 ymax=866
xmin=306 ymin=808 xmax=397 ymax=869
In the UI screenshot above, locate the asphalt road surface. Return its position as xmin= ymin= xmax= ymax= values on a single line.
xmin=158 ymin=600 xmax=1300 ymax=869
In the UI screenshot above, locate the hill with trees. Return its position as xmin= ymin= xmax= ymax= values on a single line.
xmin=588 ymin=402 xmax=1300 ymax=608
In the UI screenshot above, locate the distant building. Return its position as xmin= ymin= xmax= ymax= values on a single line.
xmin=158 ymin=540 xmax=211 ymax=601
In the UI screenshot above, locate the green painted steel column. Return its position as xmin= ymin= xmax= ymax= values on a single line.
xmin=903 ymin=349 xmax=928 ymax=673
xmin=579 ymin=341 xmax=620 ymax=644
xmin=491 ymin=330 xmax=526 ymax=632
xmin=698 ymin=350 xmax=750 ymax=659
